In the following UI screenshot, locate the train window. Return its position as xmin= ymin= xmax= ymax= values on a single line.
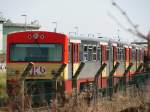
xmin=97 ymin=46 xmax=101 ymax=60
xmin=10 ymin=44 xmax=62 ymax=62
xmin=88 ymin=46 xmax=92 ymax=51
xmin=132 ymin=49 xmax=136 ymax=61
xmin=92 ymin=46 xmax=97 ymax=61
xmin=79 ymin=44 xmax=83 ymax=61
xmin=93 ymin=46 xmax=96 ymax=53
xmin=92 ymin=54 xmax=96 ymax=61
xmin=84 ymin=53 xmax=88 ymax=61
xmin=119 ymin=48 xmax=122 ymax=61
xmin=84 ymin=45 xmax=88 ymax=52
xmin=117 ymin=47 xmax=124 ymax=61
xmin=88 ymin=45 xmax=92 ymax=61
xmin=83 ymin=45 xmax=88 ymax=61
xmin=120 ymin=48 xmax=125 ymax=61
xmin=88 ymin=54 xmax=92 ymax=61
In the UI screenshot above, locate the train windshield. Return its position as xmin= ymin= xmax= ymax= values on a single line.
xmin=10 ymin=44 xmax=63 ymax=62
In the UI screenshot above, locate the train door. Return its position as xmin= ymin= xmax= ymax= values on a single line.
xmin=116 ymin=44 xmax=125 ymax=76
xmin=125 ymin=47 xmax=130 ymax=81
xmin=112 ymin=44 xmax=118 ymax=85
xmin=100 ymin=42 xmax=108 ymax=88
xmin=128 ymin=47 xmax=132 ymax=75
xmin=69 ymin=39 xmax=81 ymax=83
xmin=131 ymin=47 xmax=136 ymax=74
xmin=135 ymin=49 xmax=138 ymax=70
xmin=106 ymin=44 xmax=113 ymax=76
xmin=71 ymin=43 xmax=80 ymax=75
xmin=113 ymin=45 xmax=117 ymax=67
xmin=140 ymin=49 xmax=144 ymax=72
xmin=136 ymin=48 xmax=141 ymax=69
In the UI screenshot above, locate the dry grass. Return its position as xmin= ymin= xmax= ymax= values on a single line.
xmin=60 ymin=81 xmax=150 ymax=112
xmin=2 ymin=79 xmax=150 ymax=112
xmin=60 ymin=92 xmax=144 ymax=112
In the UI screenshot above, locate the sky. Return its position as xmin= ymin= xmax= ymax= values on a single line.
xmin=0 ymin=0 xmax=150 ymax=42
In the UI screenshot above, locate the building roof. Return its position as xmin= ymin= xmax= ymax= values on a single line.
xmin=3 ymin=19 xmax=40 ymax=29
xmin=0 ymin=16 xmax=5 ymax=23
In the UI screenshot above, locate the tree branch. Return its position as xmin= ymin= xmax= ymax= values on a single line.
xmin=111 ymin=0 xmax=147 ymax=40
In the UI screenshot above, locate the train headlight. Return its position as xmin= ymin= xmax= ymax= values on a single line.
xmin=27 ymin=34 xmax=32 ymax=39
xmin=40 ymin=34 xmax=45 ymax=39
xmin=33 ymin=33 xmax=39 ymax=39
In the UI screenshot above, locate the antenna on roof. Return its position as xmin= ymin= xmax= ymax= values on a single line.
xmin=117 ymin=29 xmax=120 ymax=41
xmin=88 ymin=33 xmax=94 ymax=38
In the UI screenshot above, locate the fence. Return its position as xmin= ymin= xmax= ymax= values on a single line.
xmin=0 ymin=72 xmax=150 ymax=112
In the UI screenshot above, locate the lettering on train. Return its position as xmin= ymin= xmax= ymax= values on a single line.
xmin=29 ymin=66 xmax=46 ymax=76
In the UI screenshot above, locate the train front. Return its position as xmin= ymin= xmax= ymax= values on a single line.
xmin=6 ymin=31 xmax=70 ymax=106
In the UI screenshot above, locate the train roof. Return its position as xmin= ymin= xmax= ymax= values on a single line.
xmin=69 ymin=35 xmax=147 ymax=49
xmin=69 ymin=35 xmax=128 ymax=45
xmin=7 ymin=31 xmax=147 ymax=49
xmin=69 ymin=35 xmax=108 ymax=42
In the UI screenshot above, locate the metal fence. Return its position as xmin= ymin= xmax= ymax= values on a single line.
xmin=0 ymin=72 xmax=150 ymax=111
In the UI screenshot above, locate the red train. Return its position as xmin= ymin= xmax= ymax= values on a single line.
xmin=6 ymin=31 xmax=147 ymax=101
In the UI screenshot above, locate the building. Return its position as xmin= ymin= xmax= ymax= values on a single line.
xmin=0 ymin=17 xmax=41 ymax=62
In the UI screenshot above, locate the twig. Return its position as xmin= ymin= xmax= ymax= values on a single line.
xmin=110 ymin=0 xmax=147 ymax=40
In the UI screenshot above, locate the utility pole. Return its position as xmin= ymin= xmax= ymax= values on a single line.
xmin=74 ymin=26 xmax=79 ymax=36
xmin=52 ymin=21 xmax=57 ymax=32
xmin=21 ymin=14 xmax=27 ymax=31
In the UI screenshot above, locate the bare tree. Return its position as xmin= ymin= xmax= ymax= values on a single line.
xmin=110 ymin=0 xmax=150 ymax=71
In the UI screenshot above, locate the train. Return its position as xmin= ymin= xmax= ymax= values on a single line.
xmin=6 ymin=31 xmax=147 ymax=104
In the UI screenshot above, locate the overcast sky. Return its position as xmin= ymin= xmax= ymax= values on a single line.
xmin=0 ymin=0 xmax=150 ymax=42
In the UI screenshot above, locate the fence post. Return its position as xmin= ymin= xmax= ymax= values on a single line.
xmin=72 ymin=62 xmax=85 ymax=89
xmin=72 ymin=62 xmax=85 ymax=103
xmin=94 ymin=63 xmax=107 ymax=100
xmin=108 ymin=62 xmax=120 ymax=100
xmin=135 ymin=63 xmax=143 ymax=73
xmin=123 ymin=63 xmax=133 ymax=95
xmin=53 ymin=64 xmax=66 ymax=111
xmin=20 ymin=62 xmax=34 ymax=112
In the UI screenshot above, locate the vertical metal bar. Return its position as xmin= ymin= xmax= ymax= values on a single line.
xmin=20 ymin=62 xmax=34 ymax=112
xmin=123 ymin=63 xmax=133 ymax=95
xmin=108 ymin=62 xmax=120 ymax=100
xmin=135 ymin=63 xmax=143 ymax=73
xmin=94 ymin=63 xmax=107 ymax=99
xmin=72 ymin=62 xmax=85 ymax=88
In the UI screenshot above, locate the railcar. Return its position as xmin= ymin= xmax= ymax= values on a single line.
xmin=6 ymin=31 xmax=146 ymax=104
